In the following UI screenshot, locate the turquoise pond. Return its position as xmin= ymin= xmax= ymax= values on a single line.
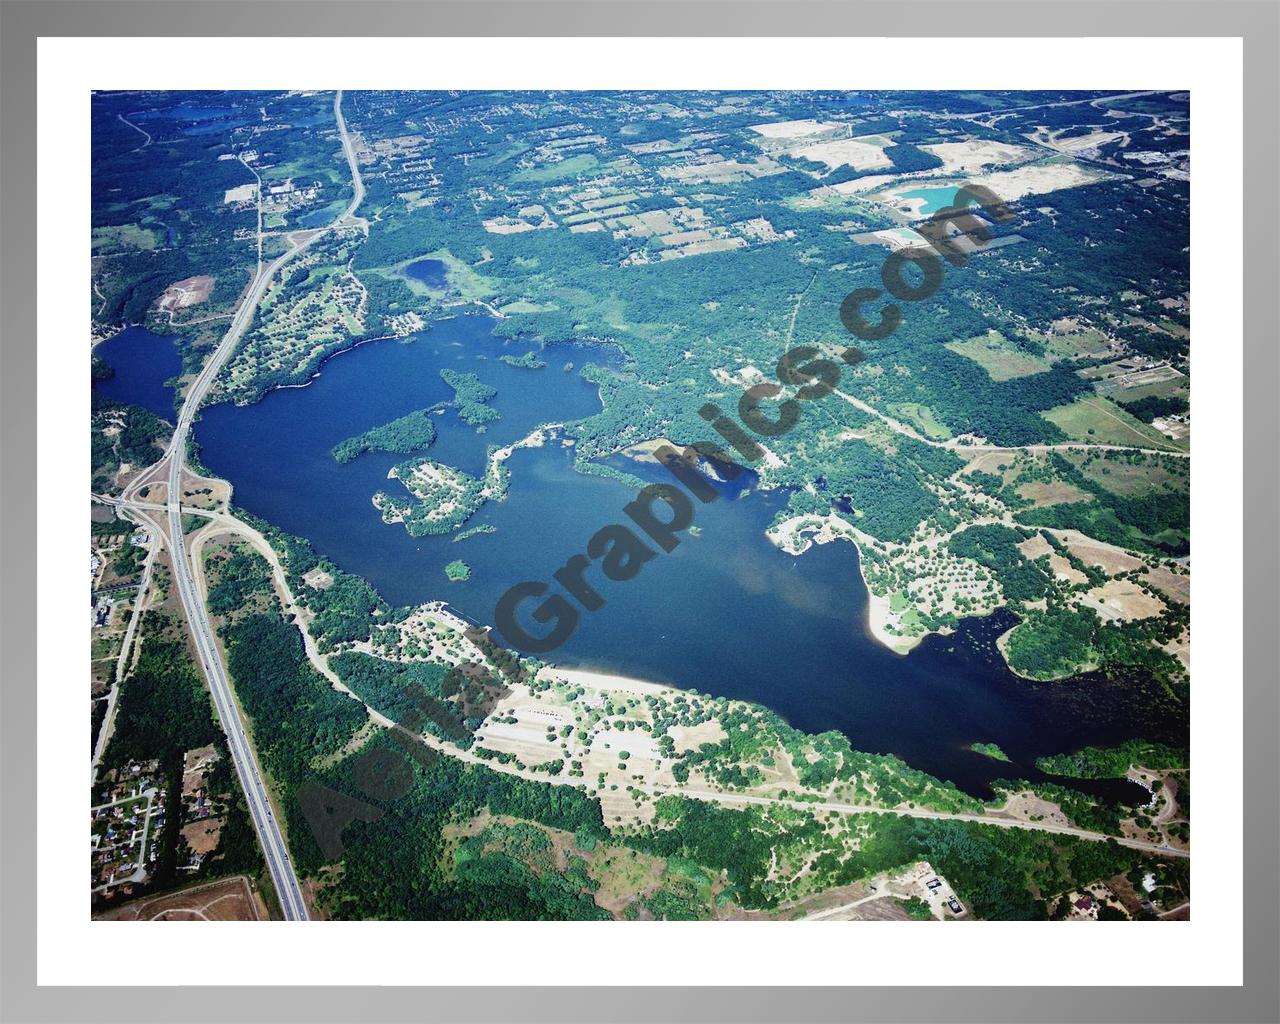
xmin=897 ymin=185 xmax=963 ymax=215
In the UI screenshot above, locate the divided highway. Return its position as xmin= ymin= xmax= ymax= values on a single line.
xmin=150 ymin=91 xmax=365 ymax=921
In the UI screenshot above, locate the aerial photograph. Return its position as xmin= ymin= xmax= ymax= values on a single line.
xmin=89 ymin=88 xmax=1191 ymax=923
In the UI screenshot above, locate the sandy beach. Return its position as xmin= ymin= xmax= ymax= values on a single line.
xmin=536 ymin=665 xmax=678 ymax=697
xmin=768 ymin=512 xmax=926 ymax=656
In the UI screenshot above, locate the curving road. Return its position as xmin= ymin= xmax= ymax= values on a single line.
xmin=124 ymin=91 xmax=366 ymax=921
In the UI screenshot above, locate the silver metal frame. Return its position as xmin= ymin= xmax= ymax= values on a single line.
xmin=2 ymin=2 xmax=1275 ymax=1020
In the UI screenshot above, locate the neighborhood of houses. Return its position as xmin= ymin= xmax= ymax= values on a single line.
xmin=91 ymin=760 xmax=164 ymax=894
xmin=91 ymin=747 xmax=229 ymax=901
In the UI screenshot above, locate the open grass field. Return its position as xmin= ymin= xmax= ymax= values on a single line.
xmin=389 ymin=248 xmax=497 ymax=302
xmin=1066 ymin=451 xmax=1189 ymax=498
xmin=91 ymin=224 xmax=161 ymax=254
xmin=498 ymin=299 xmax=559 ymax=314
xmin=1042 ymin=397 xmax=1185 ymax=450
xmin=1015 ymin=480 xmax=1092 ymax=508
xmin=1030 ymin=324 xmax=1114 ymax=361
xmin=1090 ymin=361 xmax=1189 ymax=406
xmin=513 ymin=153 xmax=600 ymax=183
xmin=945 ymin=330 xmax=1051 ymax=381
xmin=888 ymin=402 xmax=952 ymax=440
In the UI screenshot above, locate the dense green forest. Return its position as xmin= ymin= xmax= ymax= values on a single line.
xmin=440 ymin=369 xmax=500 ymax=428
xmin=91 ymin=396 xmax=171 ymax=492
xmin=1014 ymin=452 xmax=1189 ymax=556
xmin=970 ymin=742 xmax=1011 ymax=762
xmin=331 ymin=408 xmax=438 ymax=464
xmin=219 ymin=610 xmax=369 ymax=868
xmin=98 ymin=633 xmax=219 ymax=894
xmin=204 ymin=543 xmax=274 ymax=616
xmin=637 ymin=794 xmax=1148 ymax=919
xmin=948 ymin=524 xmax=1051 ymax=604
xmin=240 ymin=513 xmax=393 ymax=649
xmin=1004 ymin=603 xmax=1187 ymax=686
xmin=1036 ymin=740 xmax=1188 ymax=779
xmin=1119 ymin=394 xmax=1189 ymax=423
xmin=330 ymin=652 xmax=473 ymax=745
xmin=101 ymin=636 xmax=218 ymax=771
xmin=499 ymin=350 xmax=547 ymax=369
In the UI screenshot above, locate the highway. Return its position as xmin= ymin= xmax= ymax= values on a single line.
xmin=130 ymin=91 xmax=366 ymax=921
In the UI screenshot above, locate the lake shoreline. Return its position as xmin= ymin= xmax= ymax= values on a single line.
xmin=181 ymin=315 xmax=1184 ymax=798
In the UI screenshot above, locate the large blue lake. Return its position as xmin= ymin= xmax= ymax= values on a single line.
xmin=98 ymin=315 xmax=1180 ymax=799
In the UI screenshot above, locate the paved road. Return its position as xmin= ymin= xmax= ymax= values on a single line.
xmin=90 ymin=536 xmax=157 ymax=786
xmin=661 ymin=787 xmax=1191 ymax=859
xmin=111 ymin=90 xmax=367 ymax=921
xmin=929 ymin=91 xmax=1163 ymax=122
xmin=833 ymin=387 xmax=1189 ymax=459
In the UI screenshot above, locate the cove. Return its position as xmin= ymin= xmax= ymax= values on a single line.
xmin=193 ymin=316 xmax=1180 ymax=801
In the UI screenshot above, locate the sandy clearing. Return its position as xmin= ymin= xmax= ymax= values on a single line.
xmin=482 ymin=216 xmax=540 ymax=234
xmin=1017 ymin=533 xmax=1054 ymax=560
xmin=1028 ymin=127 xmax=1128 ymax=156
xmin=158 ymin=275 xmax=216 ymax=312
xmin=1143 ymin=564 xmax=1190 ymax=604
xmin=223 ymin=183 xmax=257 ymax=205
xmin=181 ymin=816 xmax=225 ymax=856
xmin=852 ymin=226 xmax=933 ymax=252
xmin=1058 ymin=530 xmax=1145 ymax=575
xmin=789 ymin=137 xmax=894 ymax=172
xmin=302 ymin=567 xmax=334 ymax=590
xmin=1078 ymin=579 xmax=1165 ymax=622
xmin=593 ymin=727 xmax=661 ymax=760
xmin=1048 ymin=553 xmax=1088 ymax=585
xmin=969 ymin=160 xmax=1121 ymax=203
xmin=473 ymin=692 xmax=574 ymax=769
xmin=748 ymin=119 xmax=844 ymax=139
xmin=670 ymin=720 xmax=728 ymax=754
xmin=94 ymin=875 xmax=263 ymax=922
xmin=990 ymin=790 xmax=1074 ymax=829
xmin=877 ymin=160 xmax=1118 ymax=218
xmin=921 ymin=139 xmax=1038 ymax=173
